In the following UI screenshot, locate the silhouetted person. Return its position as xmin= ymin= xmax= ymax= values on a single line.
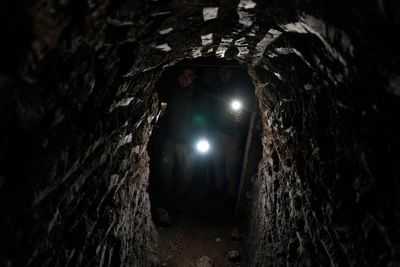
xmin=207 ymin=67 xmax=252 ymax=204
xmin=157 ymin=67 xmax=208 ymax=212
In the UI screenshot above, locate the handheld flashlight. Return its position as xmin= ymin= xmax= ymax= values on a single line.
xmin=195 ymin=138 xmax=210 ymax=154
xmin=231 ymin=99 xmax=242 ymax=111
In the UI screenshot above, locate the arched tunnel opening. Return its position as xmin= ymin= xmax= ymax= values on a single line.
xmin=147 ymin=57 xmax=262 ymax=265
xmin=1 ymin=0 xmax=400 ymax=266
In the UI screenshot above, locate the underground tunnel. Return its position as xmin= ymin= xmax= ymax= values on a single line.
xmin=1 ymin=0 xmax=400 ymax=266
xmin=146 ymin=57 xmax=261 ymax=265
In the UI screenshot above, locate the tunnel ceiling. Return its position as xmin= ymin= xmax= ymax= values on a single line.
xmin=0 ymin=0 xmax=400 ymax=266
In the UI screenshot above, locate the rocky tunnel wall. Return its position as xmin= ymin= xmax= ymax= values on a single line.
xmin=1 ymin=0 xmax=399 ymax=266
xmin=245 ymin=2 xmax=400 ymax=266
xmin=248 ymin=29 xmax=400 ymax=267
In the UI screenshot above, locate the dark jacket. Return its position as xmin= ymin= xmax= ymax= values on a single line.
xmin=159 ymin=80 xmax=209 ymax=144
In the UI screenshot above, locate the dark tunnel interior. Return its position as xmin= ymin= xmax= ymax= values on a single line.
xmin=148 ymin=58 xmax=259 ymax=212
xmin=1 ymin=0 xmax=400 ymax=266
xmin=147 ymin=58 xmax=262 ymax=264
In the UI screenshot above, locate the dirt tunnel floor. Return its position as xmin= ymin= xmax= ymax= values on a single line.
xmin=154 ymin=172 xmax=245 ymax=266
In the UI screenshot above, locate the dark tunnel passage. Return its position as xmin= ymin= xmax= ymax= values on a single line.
xmin=148 ymin=57 xmax=259 ymax=213
xmin=147 ymin=58 xmax=261 ymax=265
xmin=1 ymin=0 xmax=400 ymax=266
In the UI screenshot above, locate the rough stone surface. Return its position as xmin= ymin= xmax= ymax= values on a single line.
xmin=245 ymin=2 xmax=400 ymax=266
xmin=195 ymin=256 xmax=215 ymax=267
xmin=0 ymin=0 xmax=399 ymax=266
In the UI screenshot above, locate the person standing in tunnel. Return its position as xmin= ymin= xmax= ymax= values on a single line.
xmin=207 ymin=66 xmax=252 ymax=205
xmin=157 ymin=67 xmax=208 ymax=213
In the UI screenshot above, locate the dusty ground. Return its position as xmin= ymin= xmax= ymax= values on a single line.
xmin=155 ymin=174 xmax=245 ymax=267
xmin=157 ymin=217 xmax=241 ymax=266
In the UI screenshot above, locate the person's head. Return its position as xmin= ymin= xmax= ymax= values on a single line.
xmin=178 ymin=68 xmax=196 ymax=88
xmin=218 ymin=67 xmax=235 ymax=84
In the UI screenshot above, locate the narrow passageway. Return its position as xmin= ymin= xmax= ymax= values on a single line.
xmin=148 ymin=58 xmax=258 ymax=266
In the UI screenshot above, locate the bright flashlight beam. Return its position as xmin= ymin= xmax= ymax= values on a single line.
xmin=196 ymin=139 xmax=210 ymax=153
xmin=231 ymin=100 xmax=242 ymax=111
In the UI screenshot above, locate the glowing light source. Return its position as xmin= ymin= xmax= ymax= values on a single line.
xmin=231 ymin=100 xmax=242 ymax=111
xmin=196 ymin=139 xmax=210 ymax=153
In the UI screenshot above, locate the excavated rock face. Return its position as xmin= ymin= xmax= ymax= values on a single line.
xmin=0 ymin=0 xmax=399 ymax=266
xmin=248 ymin=27 xmax=400 ymax=267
